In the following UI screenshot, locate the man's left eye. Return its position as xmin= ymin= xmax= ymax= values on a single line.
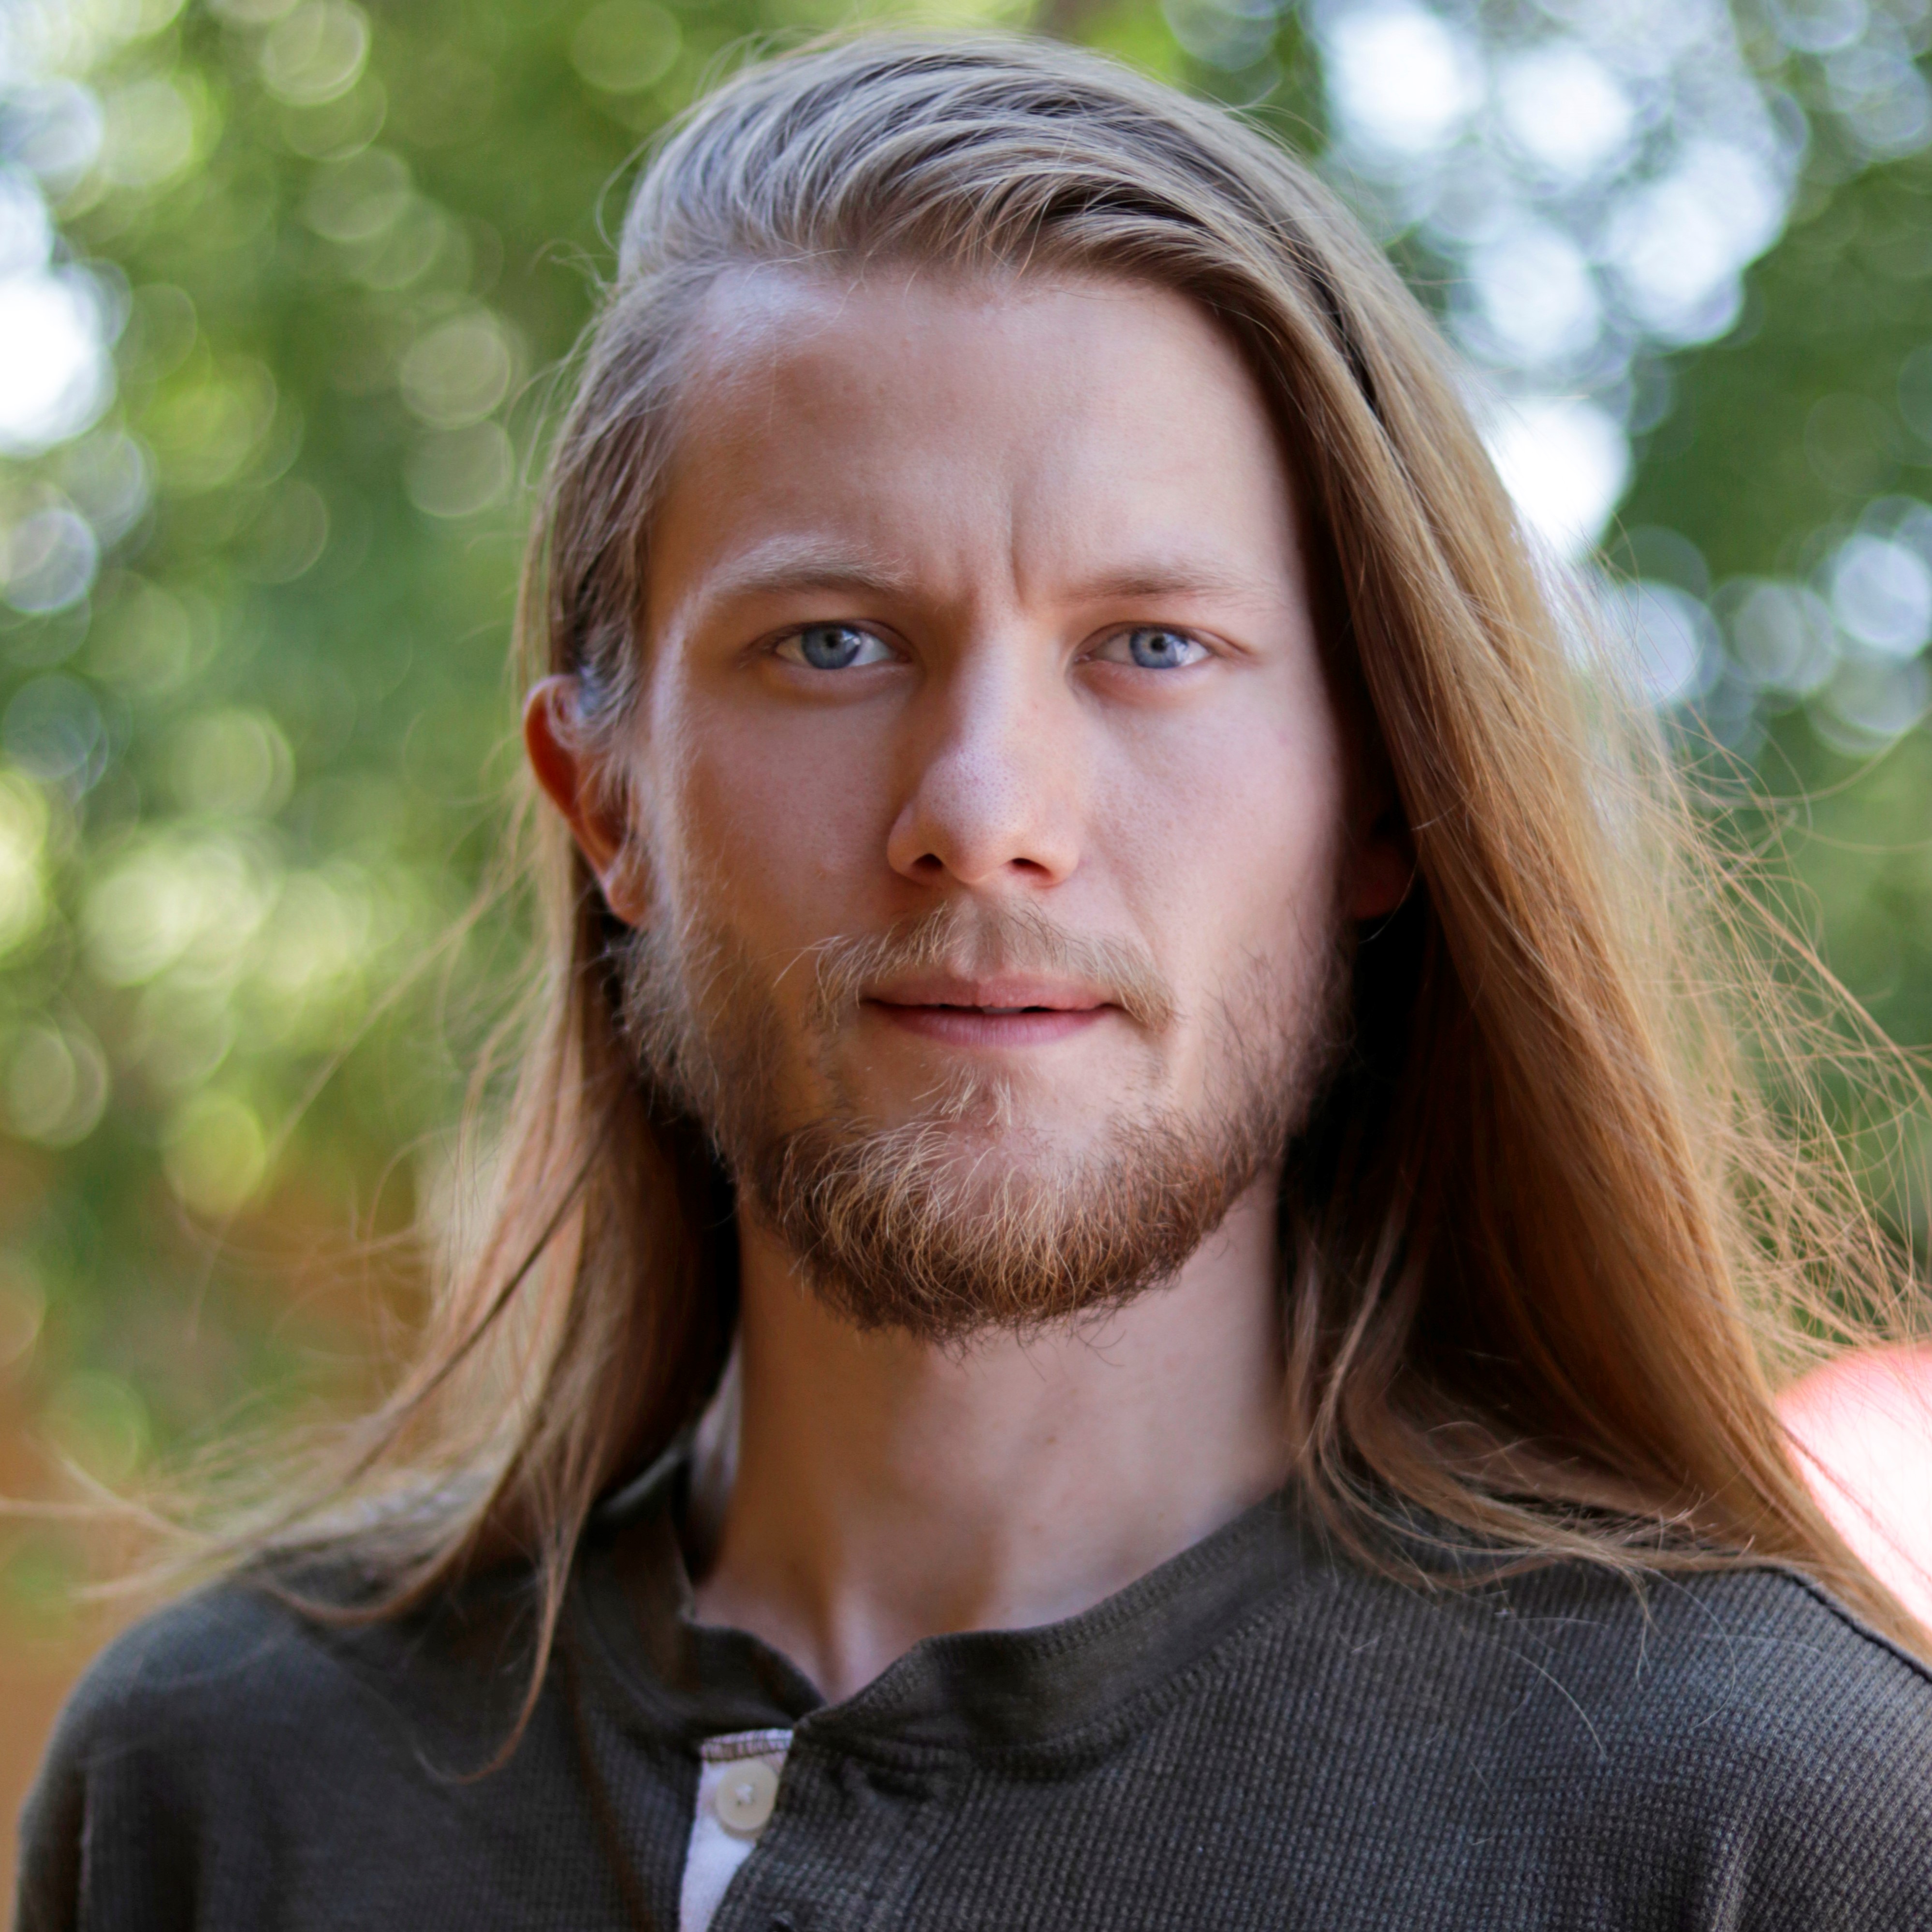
xmin=776 ymin=624 xmax=896 ymax=670
xmin=1095 ymin=627 xmax=1210 ymax=670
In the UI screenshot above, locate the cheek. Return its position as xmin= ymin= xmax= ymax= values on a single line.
xmin=1098 ymin=679 xmax=1348 ymax=973
xmin=659 ymin=692 xmax=894 ymax=947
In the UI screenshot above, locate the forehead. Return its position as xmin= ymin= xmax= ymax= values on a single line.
xmin=649 ymin=264 xmax=1303 ymax=609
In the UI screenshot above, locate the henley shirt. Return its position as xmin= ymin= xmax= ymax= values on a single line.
xmin=16 ymin=1449 xmax=1932 ymax=1931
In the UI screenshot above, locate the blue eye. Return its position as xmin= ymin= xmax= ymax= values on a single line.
xmin=779 ymin=624 xmax=894 ymax=670
xmin=1103 ymin=627 xmax=1208 ymax=670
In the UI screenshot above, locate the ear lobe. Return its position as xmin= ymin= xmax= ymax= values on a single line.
xmin=523 ymin=675 xmax=650 ymax=925
xmin=1346 ymin=808 xmax=1415 ymax=922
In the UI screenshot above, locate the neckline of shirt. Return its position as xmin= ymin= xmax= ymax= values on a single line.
xmin=571 ymin=1441 xmax=1320 ymax=1764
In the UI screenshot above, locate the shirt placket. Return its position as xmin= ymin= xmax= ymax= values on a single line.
xmin=680 ymin=1730 xmax=797 ymax=1932
xmin=707 ymin=1736 xmax=959 ymax=1932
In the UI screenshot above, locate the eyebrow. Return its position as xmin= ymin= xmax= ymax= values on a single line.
xmin=689 ymin=543 xmax=1280 ymax=612
xmin=695 ymin=544 xmax=919 ymax=607
xmin=1060 ymin=560 xmax=1278 ymax=605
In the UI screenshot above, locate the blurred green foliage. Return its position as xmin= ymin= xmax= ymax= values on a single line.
xmin=1622 ymin=122 xmax=1932 ymax=1193
xmin=2 ymin=0 xmax=1932 ymax=1614
xmin=0 ymin=0 xmax=779 ymax=1583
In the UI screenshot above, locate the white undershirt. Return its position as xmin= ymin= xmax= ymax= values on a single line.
xmin=678 ymin=1729 xmax=795 ymax=1932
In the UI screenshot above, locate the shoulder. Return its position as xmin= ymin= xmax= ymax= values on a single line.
xmin=1263 ymin=1543 xmax=1932 ymax=1921
xmin=1462 ymin=1558 xmax=1932 ymax=1911
xmin=15 ymin=1584 xmax=358 ymax=1932
xmin=1245 ymin=1512 xmax=1932 ymax=1793
xmin=38 ymin=1578 xmax=401 ymax=1783
xmin=34 ymin=1555 xmax=542 ymax=1796
xmin=1653 ymin=1565 xmax=1932 ymax=1809
xmin=20 ymin=1579 xmax=429 ymax=1873
xmin=16 ymin=1571 xmax=539 ymax=1932
xmin=1490 ymin=1557 xmax=1932 ymax=1752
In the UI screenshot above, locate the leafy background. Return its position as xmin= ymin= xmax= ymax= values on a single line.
xmin=5 ymin=0 xmax=1932 ymax=1868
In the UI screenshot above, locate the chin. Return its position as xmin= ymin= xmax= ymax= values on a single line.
xmin=841 ymin=1068 xmax=1128 ymax=1161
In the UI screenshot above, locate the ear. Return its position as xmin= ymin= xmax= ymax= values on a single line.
xmin=1344 ymin=798 xmax=1415 ymax=922
xmin=523 ymin=675 xmax=650 ymax=925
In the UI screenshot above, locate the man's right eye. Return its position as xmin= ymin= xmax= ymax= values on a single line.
xmin=776 ymin=624 xmax=896 ymax=670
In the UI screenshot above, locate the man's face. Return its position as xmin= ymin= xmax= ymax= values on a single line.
xmin=598 ymin=268 xmax=1380 ymax=1332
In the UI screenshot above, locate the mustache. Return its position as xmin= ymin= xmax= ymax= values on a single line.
xmin=803 ymin=900 xmax=1178 ymax=1035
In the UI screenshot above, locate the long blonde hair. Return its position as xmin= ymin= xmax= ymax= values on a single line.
xmin=229 ymin=33 xmax=1928 ymax=1699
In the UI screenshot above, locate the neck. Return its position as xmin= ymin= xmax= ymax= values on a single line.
xmin=687 ymin=1180 xmax=1290 ymax=1704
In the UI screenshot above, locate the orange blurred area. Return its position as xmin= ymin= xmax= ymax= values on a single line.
xmin=1780 ymin=1345 xmax=1932 ymax=1633
xmin=0 ymin=1209 xmax=407 ymax=1903
xmin=0 ymin=1379 xmax=131 ymax=1910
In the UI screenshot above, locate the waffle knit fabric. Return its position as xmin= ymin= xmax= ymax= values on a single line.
xmin=18 ymin=1450 xmax=1932 ymax=1931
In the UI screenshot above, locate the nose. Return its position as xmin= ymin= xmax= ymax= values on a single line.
xmin=886 ymin=646 xmax=1083 ymax=891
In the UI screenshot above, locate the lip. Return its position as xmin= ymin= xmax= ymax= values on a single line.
xmin=868 ymin=973 xmax=1111 ymax=1011
xmin=864 ymin=974 xmax=1113 ymax=1048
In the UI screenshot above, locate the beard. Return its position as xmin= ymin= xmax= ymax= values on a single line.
xmin=618 ymin=896 xmax=1349 ymax=1343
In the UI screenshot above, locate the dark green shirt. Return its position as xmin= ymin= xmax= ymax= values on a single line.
xmin=17 ymin=1455 xmax=1932 ymax=1930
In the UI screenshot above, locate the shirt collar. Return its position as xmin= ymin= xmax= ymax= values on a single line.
xmin=573 ymin=1442 xmax=1321 ymax=1761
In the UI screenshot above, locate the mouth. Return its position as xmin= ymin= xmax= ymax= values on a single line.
xmin=863 ymin=975 xmax=1114 ymax=1047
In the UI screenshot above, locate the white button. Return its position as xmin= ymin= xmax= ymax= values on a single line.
xmin=714 ymin=1757 xmax=779 ymax=1837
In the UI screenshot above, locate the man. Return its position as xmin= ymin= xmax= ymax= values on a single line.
xmin=19 ymin=33 xmax=1932 ymax=1932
